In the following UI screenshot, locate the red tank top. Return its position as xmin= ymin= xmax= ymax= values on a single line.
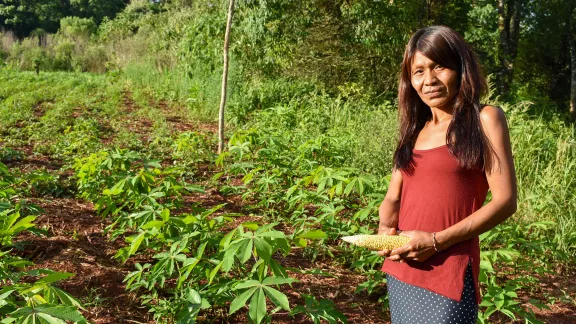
xmin=381 ymin=144 xmax=488 ymax=304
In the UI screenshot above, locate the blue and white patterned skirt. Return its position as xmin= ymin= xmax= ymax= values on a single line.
xmin=386 ymin=262 xmax=478 ymax=324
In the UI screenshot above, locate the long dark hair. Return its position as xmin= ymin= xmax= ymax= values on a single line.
xmin=394 ymin=25 xmax=493 ymax=172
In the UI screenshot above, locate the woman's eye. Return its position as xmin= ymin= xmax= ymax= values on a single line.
xmin=434 ymin=65 xmax=444 ymax=70
xmin=413 ymin=70 xmax=423 ymax=75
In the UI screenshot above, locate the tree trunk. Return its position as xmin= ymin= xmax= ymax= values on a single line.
xmin=218 ymin=0 xmax=235 ymax=154
xmin=570 ymin=8 xmax=576 ymax=121
xmin=497 ymin=0 xmax=521 ymax=97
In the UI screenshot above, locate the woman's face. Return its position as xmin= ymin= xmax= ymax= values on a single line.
xmin=410 ymin=51 xmax=459 ymax=110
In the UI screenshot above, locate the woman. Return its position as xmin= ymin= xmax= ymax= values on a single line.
xmin=378 ymin=26 xmax=517 ymax=323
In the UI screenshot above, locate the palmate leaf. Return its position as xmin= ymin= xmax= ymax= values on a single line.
xmin=175 ymin=289 xmax=209 ymax=324
xmin=20 ymin=272 xmax=75 ymax=296
xmin=38 ymin=305 xmax=86 ymax=322
xmin=8 ymin=304 xmax=86 ymax=324
xmin=290 ymin=294 xmax=347 ymax=324
xmin=49 ymin=287 xmax=84 ymax=309
xmin=231 ymin=275 xmax=298 ymax=321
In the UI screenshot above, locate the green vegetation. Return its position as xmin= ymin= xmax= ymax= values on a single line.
xmin=0 ymin=1 xmax=575 ymax=323
xmin=0 ymin=160 xmax=87 ymax=322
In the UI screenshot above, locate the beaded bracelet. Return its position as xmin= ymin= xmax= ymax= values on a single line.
xmin=432 ymin=232 xmax=441 ymax=252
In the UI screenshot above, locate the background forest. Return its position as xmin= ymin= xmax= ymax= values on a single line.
xmin=0 ymin=0 xmax=574 ymax=323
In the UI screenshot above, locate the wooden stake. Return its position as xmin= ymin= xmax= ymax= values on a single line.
xmin=218 ymin=0 xmax=235 ymax=154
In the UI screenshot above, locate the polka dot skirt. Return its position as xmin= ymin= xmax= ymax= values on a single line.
xmin=386 ymin=262 xmax=478 ymax=324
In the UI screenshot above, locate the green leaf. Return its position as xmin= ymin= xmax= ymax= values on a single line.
xmin=186 ymin=289 xmax=202 ymax=305
xmin=126 ymin=231 xmax=147 ymax=261
xmin=208 ymin=262 xmax=222 ymax=284
xmin=241 ymin=239 xmax=254 ymax=263
xmin=107 ymin=179 xmax=126 ymax=195
xmin=242 ymin=222 xmax=259 ymax=231
xmin=499 ymin=308 xmax=516 ymax=319
xmin=0 ymin=289 xmax=15 ymax=305
xmin=479 ymin=299 xmax=494 ymax=307
xmin=263 ymin=286 xmax=290 ymax=310
xmin=297 ymin=230 xmax=326 ymax=240
xmin=268 ymin=259 xmax=288 ymax=278
xmin=219 ymin=228 xmax=237 ymax=249
xmin=254 ymin=238 xmax=272 ymax=261
xmin=479 ymin=260 xmax=493 ymax=272
xmin=222 ymin=241 xmax=242 ymax=272
xmin=160 ymin=208 xmax=170 ymax=222
xmin=296 ymin=238 xmax=307 ymax=247
xmin=494 ymin=294 xmax=505 ymax=309
xmin=258 ymin=231 xmax=285 ymax=238
xmin=229 ymin=287 xmax=257 ymax=314
xmin=35 ymin=272 xmax=74 ymax=285
xmin=249 ymin=288 xmax=267 ymax=324
xmin=142 ymin=220 xmax=165 ymax=229
xmin=37 ymin=313 xmax=67 ymax=324
xmin=262 ymin=276 xmax=298 ymax=286
xmin=10 ymin=216 xmax=36 ymax=233
xmin=8 ymin=307 xmax=34 ymax=317
xmin=10 ymin=305 xmax=86 ymax=323
xmin=50 ymin=287 xmax=84 ymax=309
xmin=504 ymin=290 xmax=517 ymax=298
xmin=234 ymin=280 xmax=261 ymax=290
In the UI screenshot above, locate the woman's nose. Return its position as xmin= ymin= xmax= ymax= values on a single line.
xmin=424 ymin=70 xmax=437 ymax=85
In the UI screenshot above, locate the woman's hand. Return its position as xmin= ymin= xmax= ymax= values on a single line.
xmin=388 ymin=230 xmax=436 ymax=262
xmin=376 ymin=227 xmax=400 ymax=258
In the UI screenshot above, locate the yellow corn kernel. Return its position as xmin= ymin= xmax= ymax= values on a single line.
xmin=341 ymin=234 xmax=410 ymax=251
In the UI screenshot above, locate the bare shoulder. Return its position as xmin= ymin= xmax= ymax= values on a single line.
xmin=479 ymin=105 xmax=514 ymax=174
xmin=479 ymin=105 xmax=508 ymax=131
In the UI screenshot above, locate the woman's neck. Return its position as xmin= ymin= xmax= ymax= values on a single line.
xmin=428 ymin=107 xmax=453 ymax=125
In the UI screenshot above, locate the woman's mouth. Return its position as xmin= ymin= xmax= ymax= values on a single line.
xmin=424 ymin=89 xmax=443 ymax=98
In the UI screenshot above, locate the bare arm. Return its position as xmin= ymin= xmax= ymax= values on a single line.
xmin=388 ymin=106 xmax=517 ymax=261
xmin=378 ymin=167 xmax=403 ymax=234
xmin=375 ymin=168 xmax=403 ymax=257
xmin=435 ymin=105 xmax=517 ymax=249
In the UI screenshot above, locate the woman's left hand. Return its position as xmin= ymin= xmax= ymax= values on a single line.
xmin=388 ymin=230 xmax=437 ymax=262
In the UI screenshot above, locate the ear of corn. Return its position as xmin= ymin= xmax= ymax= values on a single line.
xmin=341 ymin=234 xmax=410 ymax=251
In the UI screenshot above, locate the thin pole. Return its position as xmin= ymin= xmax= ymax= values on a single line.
xmin=218 ymin=0 xmax=235 ymax=154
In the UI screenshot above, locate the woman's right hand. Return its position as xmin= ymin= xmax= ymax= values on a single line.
xmin=377 ymin=226 xmax=400 ymax=258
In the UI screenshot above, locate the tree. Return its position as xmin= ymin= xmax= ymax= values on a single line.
xmin=218 ymin=0 xmax=235 ymax=154
xmin=570 ymin=6 xmax=576 ymax=120
xmin=69 ymin=0 xmax=129 ymax=24
xmin=0 ymin=0 xmax=64 ymax=37
xmin=497 ymin=0 xmax=523 ymax=97
xmin=0 ymin=0 xmax=127 ymax=38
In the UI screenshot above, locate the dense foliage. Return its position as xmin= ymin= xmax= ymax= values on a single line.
xmin=1 ymin=0 xmax=575 ymax=114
